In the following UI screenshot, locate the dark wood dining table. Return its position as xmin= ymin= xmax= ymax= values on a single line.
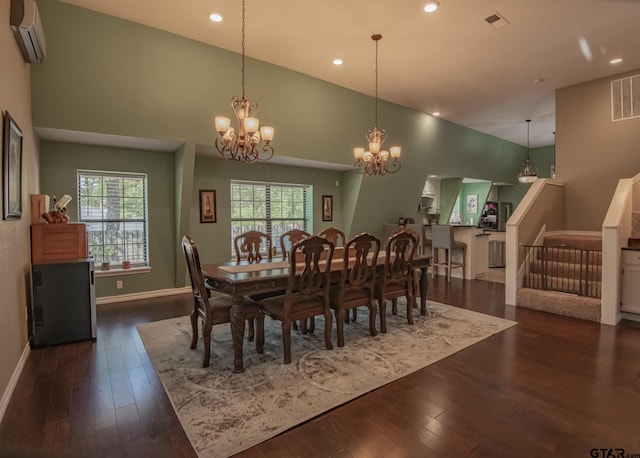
xmin=202 ymin=250 xmax=432 ymax=373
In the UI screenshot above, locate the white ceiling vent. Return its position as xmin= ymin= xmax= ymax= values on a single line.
xmin=611 ymin=75 xmax=640 ymax=121
xmin=484 ymin=12 xmax=510 ymax=29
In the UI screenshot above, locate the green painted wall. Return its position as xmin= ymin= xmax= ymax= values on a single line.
xmin=38 ymin=141 xmax=176 ymax=297
xmin=531 ymin=145 xmax=556 ymax=180
xmin=438 ymin=178 xmax=463 ymax=224
xmin=189 ymin=156 xmax=343 ymax=265
xmin=31 ymin=1 xmax=535 ymax=296
xmin=346 ymin=112 xmax=530 ymax=238
xmin=31 ymin=0 xmax=377 ymax=166
xmin=174 ymin=143 xmax=195 ymax=287
xmin=498 ymin=145 xmax=556 ymax=205
xmin=340 ymin=170 xmax=363 ymax=238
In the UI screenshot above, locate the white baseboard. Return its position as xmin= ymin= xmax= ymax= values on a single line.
xmin=97 ymin=286 xmax=191 ymax=305
xmin=620 ymin=311 xmax=640 ymax=323
xmin=0 ymin=343 xmax=30 ymax=423
xmin=1 ymin=287 xmax=191 ymax=422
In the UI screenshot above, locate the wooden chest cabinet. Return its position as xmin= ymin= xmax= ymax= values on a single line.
xmin=31 ymin=223 xmax=89 ymax=264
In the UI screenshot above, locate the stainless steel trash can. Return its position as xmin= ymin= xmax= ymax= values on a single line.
xmin=489 ymin=240 xmax=505 ymax=267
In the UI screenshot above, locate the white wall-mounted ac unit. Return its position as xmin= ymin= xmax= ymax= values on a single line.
xmin=10 ymin=0 xmax=47 ymax=64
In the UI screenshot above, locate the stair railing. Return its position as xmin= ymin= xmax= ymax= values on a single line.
xmin=522 ymin=244 xmax=602 ymax=298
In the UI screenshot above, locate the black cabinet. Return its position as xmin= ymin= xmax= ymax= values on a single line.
xmin=29 ymin=258 xmax=96 ymax=348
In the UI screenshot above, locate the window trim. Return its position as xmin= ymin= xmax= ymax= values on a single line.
xmin=230 ymin=179 xmax=311 ymax=259
xmin=77 ymin=170 xmax=150 ymax=269
xmin=94 ymin=266 xmax=152 ymax=277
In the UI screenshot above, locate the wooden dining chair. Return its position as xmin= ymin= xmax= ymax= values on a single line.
xmin=259 ymin=236 xmax=335 ymax=364
xmin=278 ymin=229 xmax=314 ymax=332
xmin=318 ymin=227 xmax=346 ymax=247
xmin=376 ymin=230 xmax=418 ymax=333
xmin=329 ymin=232 xmax=380 ymax=347
xmin=393 ymin=226 xmax=424 ymax=311
xmin=233 ymin=230 xmax=273 ymax=263
xmin=182 ymin=235 xmax=264 ymax=368
xmin=233 ymin=230 xmax=278 ymax=308
xmin=279 ymin=228 xmax=311 ymax=260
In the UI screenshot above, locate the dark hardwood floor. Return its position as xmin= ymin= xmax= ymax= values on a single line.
xmin=2 ymin=276 xmax=640 ymax=457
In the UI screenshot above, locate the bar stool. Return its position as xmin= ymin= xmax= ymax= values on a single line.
xmin=431 ymin=224 xmax=466 ymax=282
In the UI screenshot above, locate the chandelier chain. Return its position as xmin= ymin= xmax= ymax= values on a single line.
xmin=374 ymin=37 xmax=379 ymax=128
xmin=213 ymin=0 xmax=275 ymax=163
xmin=526 ymin=119 xmax=530 ymax=156
xmin=352 ymin=33 xmax=401 ymax=176
xmin=517 ymin=119 xmax=537 ymax=183
xmin=241 ymin=0 xmax=246 ymax=99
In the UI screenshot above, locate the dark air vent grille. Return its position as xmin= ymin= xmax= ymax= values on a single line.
xmin=484 ymin=12 xmax=509 ymax=29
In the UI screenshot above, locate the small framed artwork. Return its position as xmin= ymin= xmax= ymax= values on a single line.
xmin=199 ymin=189 xmax=217 ymax=223
xmin=466 ymin=194 xmax=478 ymax=214
xmin=3 ymin=111 xmax=23 ymax=220
xmin=322 ymin=195 xmax=333 ymax=222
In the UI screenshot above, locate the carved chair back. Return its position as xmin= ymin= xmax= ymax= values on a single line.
xmin=234 ymin=230 xmax=273 ymax=263
xmin=318 ymin=227 xmax=346 ymax=247
xmin=286 ymin=236 xmax=334 ymax=304
xmin=259 ymin=235 xmax=335 ymax=364
xmin=384 ymin=230 xmax=417 ymax=282
xmin=341 ymin=232 xmax=380 ymax=291
xmin=279 ymin=228 xmax=311 ymax=260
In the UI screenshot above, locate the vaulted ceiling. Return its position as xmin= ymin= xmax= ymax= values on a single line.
xmin=59 ymin=0 xmax=640 ymax=148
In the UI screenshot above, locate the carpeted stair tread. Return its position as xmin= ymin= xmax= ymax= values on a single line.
xmin=516 ymin=287 xmax=600 ymax=322
xmin=527 ymin=259 xmax=602 ymax=277
xmin=533 ymin=247 xmax=602 ymax=265
xmin=522 ymin=232 xmax=603 ymax=322
xmin=523 ymin=273 xmax=601 ymax=298
xmin=544 ymin=233 xmax=602 ymax=251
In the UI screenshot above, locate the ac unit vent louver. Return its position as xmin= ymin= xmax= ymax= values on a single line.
xmin=611 ymin=75 xmax=640 ymax=121
xmin=10 ymin=0 xmax=46 ymax=64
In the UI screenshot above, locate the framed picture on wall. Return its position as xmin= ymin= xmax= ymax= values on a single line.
xmin=3 ymin=111 xmax=23 ymax=220
xmin=322 ymin=195 xmax=333 ymax=221
xmin=466 ymin=194 xmax=478 ymax=214
xmin=199 ymin=189 xmax=216 ymax=223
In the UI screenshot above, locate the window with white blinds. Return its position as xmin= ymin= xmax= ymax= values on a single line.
xmin=230 ymin=180 xmax=310 ymax=257
xmin=77 ymin=171 xmax=149 ymax=268
xmin=611 ymin=74 xmax=640 ymax=121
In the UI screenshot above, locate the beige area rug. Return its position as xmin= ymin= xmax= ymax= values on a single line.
xmin=137 ymin=300 xmax=516 ymax=458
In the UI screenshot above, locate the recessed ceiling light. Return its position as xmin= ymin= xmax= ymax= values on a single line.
xmin=424 ymin=1 xmax=439 ymax=13
xmin=610 ymin=57 xmax=623 ymax=64
xmin=209 ymin=13 xmax=223 ymax=23
xmin=533 ymin=78 xmax=545 ymax=84
xmin=432 ymin=112 xmax=441 ymax=116
xmin=333 ymin=58 xmax=343 ymax=66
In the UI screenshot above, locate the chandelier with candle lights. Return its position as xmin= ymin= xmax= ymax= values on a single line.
xmin=214 ymin=0 xmax=274 ymax=163
xmin=353 ymin=34 xmax=401 ymax=176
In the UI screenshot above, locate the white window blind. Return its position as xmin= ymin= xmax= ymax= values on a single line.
xmin=77 ymin=171 xmax=149 ymax=267
xmin=230 ymin=180 xmax=310 ymax=257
